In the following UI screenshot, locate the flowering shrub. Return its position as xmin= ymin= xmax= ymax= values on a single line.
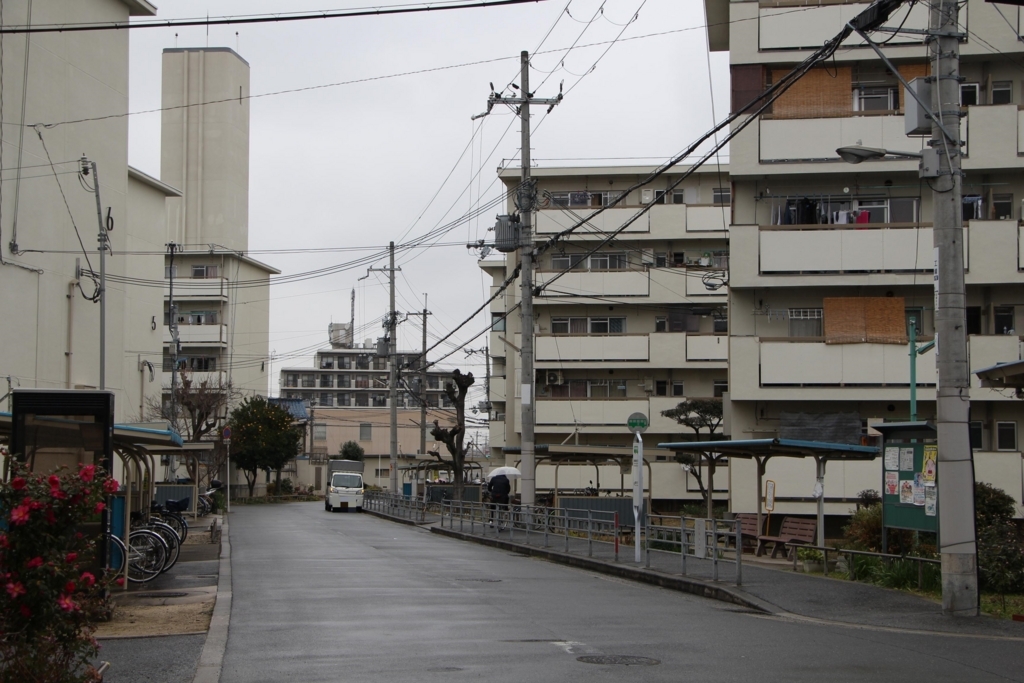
xmin=0 ymin=462 xmax=120 ymax=683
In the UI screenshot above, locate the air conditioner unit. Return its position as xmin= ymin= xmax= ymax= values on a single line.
xmin=640 ymin=188 xmax=654 ymax=204
xmin=640 ymin=377 xmax=654 ymax=392
xmin=546 ymin=371 xmax=564 ymax=385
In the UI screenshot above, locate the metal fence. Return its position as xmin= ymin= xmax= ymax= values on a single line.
xmin=363 ymin=491 xmax=428 ymax=522
xmin=791 ymin=544 xmax=940 ymax=590
xmin=646 ymin=515 xmax=742 ymax=585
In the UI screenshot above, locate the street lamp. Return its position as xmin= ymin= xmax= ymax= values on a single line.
xmin=835 ymin=145 xmax=923 ymax=164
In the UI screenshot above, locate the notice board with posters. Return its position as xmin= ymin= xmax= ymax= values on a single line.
xmin=882 ymin=441 xmax=938 ymax=533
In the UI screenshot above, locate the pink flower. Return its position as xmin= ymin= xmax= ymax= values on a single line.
xmin=115 ymin=577 xmax=125 ymax=587
xmin=57 ymin=594 xmax=77 ymax=612
xmin=103 ymin=479 xmax=120 ymax=494
xmin=80 ymin=572 xmax=96 ymax=588
xmin=65 ymin=552 xmax=77 ymax=564
xmin=50 ymin=488 xmax=67 ymax=500
xmin=19 ymin=605 xmax=30 ymax=618
xmin=94 ymin=502 xmax=105 ymax=514
xmin=65 ymin=581 xmax=77 ymax=593
xmin=25 ymin=557 xmax=43 ymax=570
xmin=9 ymin=505 xmax=30 ymax=525
xmin=10 ymin=477 xmax=26 ymax=491
xmin=79 ymin=464 xmax=96 ymax=483
xmin=28 ymin=501 xmax=42 ymax=511
xmin=47 ymin=474 xmax=61 ymax=488
xmin=5 ymin=582 xmax=25 ymax=598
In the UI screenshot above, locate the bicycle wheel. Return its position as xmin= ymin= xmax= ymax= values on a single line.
xmin=128 ymin=529 xmax=167 ymax=582
xmin=157 ymin=511 xmax=188 ymax=542
xmin=107 ymin=533 xmax=128 ymax=573
xmin=148 ymin=521 xmax=181 ymax=572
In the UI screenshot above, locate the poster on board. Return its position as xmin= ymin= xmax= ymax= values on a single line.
xmin=900 ymin=480 xmax=914 ymax=504
xmin=884 ymin=447 xmax=900 ymax=471
xmin=922 ymin=445 xmax=937 ymax=484
xmin=900 ymin=447 xmax=915 ymax=471
xmin=885 ymin=471 xmax=899 ymax=496
xmin=924 ymin=487 xmax=937 ymax=516
xmin=913 ymin=478 xmax=926 ymax=506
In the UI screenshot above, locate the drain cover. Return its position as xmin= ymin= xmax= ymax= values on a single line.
xmin=132 ymin=592 xmax=188 ymax=599
xmin=454 ymin=578 xmax=501 ymax=582
xmin=577 ymin=655 xmax=660 ymax=666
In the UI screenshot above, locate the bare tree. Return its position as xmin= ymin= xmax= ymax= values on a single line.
xmin=429 ymin=369 xmax=475 ymax=501
xmin=145 ymin=371 xmax=238 ymax=486
xmin=661 ymin=398 xmax=724 ymax=518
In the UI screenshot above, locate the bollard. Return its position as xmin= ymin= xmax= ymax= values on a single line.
xmin=734 ymin=519 xmax=743 ymax=586
xmin=645 ymin=517 xmax=651 ymax=568
xmin=565 ymin=513 xmax=570 ymax=553
xmin=681 ymin=515 xmax=687 ymax=576
xmin=614 ymin=512 xmax=619 ymax=562
xmin=823 ymin=546 xmax=829 ymax=577
xmin=544 ymin=507 xmax=550 ymax=548
xmin=712 ymin=520 xmax=719 ymax=582
xmin=587 ymin=510 xmax=593 ymax=557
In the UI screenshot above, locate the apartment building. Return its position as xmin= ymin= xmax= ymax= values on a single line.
xmin=483 ymin=165 xmax=732 ymax=502
xmin=0 ymin=0 xmax=171 ymax=425
xmin=160 ymin=48 xmax=277 ymax=401
xmin=707 ymin=0 xmax=1024 ymax=517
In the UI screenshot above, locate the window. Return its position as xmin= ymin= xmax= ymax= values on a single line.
xmin=284 ymin=373 xmax=300 ymax=388
xmin=713 ymin=380 xmax=728 ymax=398
xmin=355 ymin=393 xmax=369 ymax=407
xmin=672 ymin=380 xmax=685 ymax=397
xmin=373 ymin=357 xmax=387 ymax=371
xmin=551 ymin=254 xmax=585 ymax=271
xmin=359 ymin=423 xmax=372 ymax=441
xmin=320 ymin=393 xmax=333 ymax=407
xmin=301 ymin=374 xmax=315 ymax=388
xmin=551 ymin=317 xmax=587 ymax=335
xmin=375 ymin=468 xmax=389 ymax=478
xmin=856 ymin=199 xmax=887 ymax=224
xmin=427 ymin=376 xmax=439 ymax=389
xmin=672 ymin=252 xmax=686 ymax=268
xmin=655 ymin=380 xmax=668 ymax=397
xmin=713 ymin=317 xmax=728 ymax=334
xmin=355 ymin=375 xmax=369 ymax=388
xmin=890 ymin=197 xmax=918 ymax=223
xmin=993 ymin=194 xmax=1014 ymax=220
xmin=164 ymin=265 xmax=177 ymax=279
xmin=320 ymin=374 xmax=333 ymax=388
xmin=589 ymin=380 xmax=610 ymax=398
xmin=653 ymin=190 xmax=666 ymax=205
xmin=713 ymin=187 xmax=731 ymax=206
xmin=668 ymin=306 xmax=700 ymax=333
xmin=340 ymin=356 xmax=352 ymax=369
xmin=589 ymin=253 xmax=626 ymax=271
xmin=992 ymin=81 xmax=1013 ymax=105
xmin=185 ymin=311 xmax=218 ymax=325
xmin=426 ymin=394 xmax=439 ymax=407
xmin=319 ymin=357 xmax=335 ymax=369
xmin=338 ymin=375 xmax=351 ymax=388
xmin=672 ymin=190 xmax=686 ymax=205
xmin=313 ymin=423 xmax=327 ymax=440
xmin=969 ymin=421 xmax=983 ymax=450
xmin=589 ymin=317 xmax=625 ymax=334
xmin=960 ymin=83 xmax=979 ymax=107
xmin=854 ymin=85 xmax=898 ymax=111
xmin=655 ymin=317 xmax=667 ymax=333
xmin=997 ymin=422 xmax=1017 ymax=451
xmin=356 ymin=354 xmax=370 ymax=370
xmin=549 ymin=191 xmax=592 ymax=208
xmin=789 ymin=308 xmax=823 ymax=337
xmin=995 ymin=306 xmax=1015 ymax=335
xmin=491 ymin=313 xmax=506 ymax=332
xmin=372 ymin=394 xmax=387 ymax=407
xmin=966 ymin=307 xmax=982 ymax=336
xmin=191 ymin=265 xmax=218 ymax=279
xmin=187 ymin=357 xmax=216 ymax=371
xmin=337 ymin=393 xmax=350 ymax=407
xmin=654 ymin=253 xmax=667 ymax=268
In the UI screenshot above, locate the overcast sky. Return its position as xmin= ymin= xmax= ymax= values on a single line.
xmin=126 ymin=0 xmax=730 ymax=407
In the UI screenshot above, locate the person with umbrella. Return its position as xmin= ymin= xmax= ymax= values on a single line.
xmin=486 ymin=466 xmax=518 ymax=527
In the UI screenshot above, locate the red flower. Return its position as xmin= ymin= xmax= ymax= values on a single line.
xmin=57 ymin=594 xmax=78 ymax=612
xmin=5 ymin=581 xmax=25 ymax=598
xmin=94 ymin=502 xmax=106 ymax=514
xmin=50 ymin=488 xmax=67 ymax=500
xmin=103 ymin=479 xmax=120 ymax=494
xmin=45 ymin=508 xmax=56 ymax=525
xmin=65 ymin=552 xmax=77 ymax=563
xmin=26 ymin=557 xmax=43 ymax=569
xmin=80 ymin=572 xmax=96 ymax=588
xmin=28 ymin=501 xmax=42 ymax=511
xmin=10 ymin=477 xmax=26 ymax=491
xmin=19 ymin=605 xmax=30 ymax=618
xmin=48 ymin=474 xmax=61 ymax=488
xmin=115 ymin=577 xmax=125 ymax=587
xmin=9 ymin=505 xmax=30 ymax=525
xmin=65 ymin=581 xmax=77 ymax=593
xmin=79 ymin=464 xmax=96 ymax=483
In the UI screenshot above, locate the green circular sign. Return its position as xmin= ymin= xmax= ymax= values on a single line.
xmin=627 ymin=412 xmax=649 ymax=433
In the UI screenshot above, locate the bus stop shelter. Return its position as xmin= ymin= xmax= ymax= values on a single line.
xmin=657 ymin=438 xmax=880 ymax=546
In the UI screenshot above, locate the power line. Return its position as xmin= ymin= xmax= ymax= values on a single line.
xmin=0 ymin=0 xmax=550 ymax=34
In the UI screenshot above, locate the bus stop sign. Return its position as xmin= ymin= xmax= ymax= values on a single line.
xmin=627 ymin=412 xmax=649 ymax=433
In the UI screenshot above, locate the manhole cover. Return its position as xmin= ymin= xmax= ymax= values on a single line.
xmin=454 ymin=578 xmax=501 ymax=582
xmin=577 ymin=655 xmax=660 ymax=666
xmin=132 ymin=592 xmax=188 ymax=599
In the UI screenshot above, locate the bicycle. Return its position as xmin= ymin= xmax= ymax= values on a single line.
xmin=107 ymin=528 xmax=167 ymax=584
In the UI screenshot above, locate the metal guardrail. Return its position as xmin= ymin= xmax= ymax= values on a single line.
xmin=363 ymin=491 xmax=428 ymax=522
xmin=794 ymin=544 xmax=940 ymax=589
xmin=647 ymin=515 xmax=743 ymax=585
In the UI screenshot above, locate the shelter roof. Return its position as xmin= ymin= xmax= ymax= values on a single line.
xmin=657 ymin=438 xmax=879 ymax=461
xmin=0 ymin=413 xmax=183 ymax=449
xmin=268 ymin=398 xmax=310 ymax=422
xmin=974 ymin=359 xmax=1024 ymax=389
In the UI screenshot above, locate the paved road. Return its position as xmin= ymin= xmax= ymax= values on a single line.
xmin=222 ymin=503 xmax=1024 ymax=683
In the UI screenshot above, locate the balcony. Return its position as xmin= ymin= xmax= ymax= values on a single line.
xmin=519 ymin=332 xmax=722 ymax=368
xmin=760 ymin=115 xmax=915 ymax=164
xmin=686 ymin=335 xmax=728 ymax=361
xmin=164 ymin=277 xmax=228 ymax=301
xmin=535 ymin=398 xmax=650 ymax=433
xmin=534 ymin=203 xmax=726 ymax=239
xmin=535 ymin=269 xmax=649 ymax=297
xmin=962 ymin=104 xmax=1020 ymax=170
xmin=758 ymin=1 xmax=926 ymax=51
xmin=490 ymin=376 xmax=506 ymax=403
xmin=534 ymin=268 xmax=728 ymax=303
xmin=758 ymin=225 xmax=943 ymax=274
xmin=165 ymin=323 xmax=228 ymax=346
xmin=536 ymin=334 xmax=648 ymax=362
xmin=759 ymin=339 xmax=936 ymax=386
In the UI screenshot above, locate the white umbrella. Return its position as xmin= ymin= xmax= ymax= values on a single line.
xmin=486 ymin=466 xmax=521 ymax=479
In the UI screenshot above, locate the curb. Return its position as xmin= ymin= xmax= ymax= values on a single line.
xmin=191 ymin=517 xmax=231 ymax=683
xmin=363 ymin=507 xmax=434 ymax=527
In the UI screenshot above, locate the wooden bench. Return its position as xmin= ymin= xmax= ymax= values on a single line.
xmin=755 ymin=517 xmax=816 ymax=559
xmin=730 ymin=513 xmax=763 ymax=552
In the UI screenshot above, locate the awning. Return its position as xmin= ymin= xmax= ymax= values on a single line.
xmin=0 ymin=412 xmax=183 ymax=450
xmin=974 ymin=359 xmax=1024 ymax=389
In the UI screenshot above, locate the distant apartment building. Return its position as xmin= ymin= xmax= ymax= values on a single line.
xmin=160 ymin=48 xmax=277 ymax=401
xmin=0 ymin=0 xmax=170 ymax=426
xmin=483 ymin=165 xmax=732 ymax=502
xmin=707 ymin=0 xmax=1024 ymax=517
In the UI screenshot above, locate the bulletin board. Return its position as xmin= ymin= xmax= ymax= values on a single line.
xmin=881 ymin=442 xmax=938 ymax=533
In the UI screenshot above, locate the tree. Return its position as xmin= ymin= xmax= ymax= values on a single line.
xmin=146 ymin=371 xmax=237 ymax=487
xmin=430 ymin=369 xmax=475 ymax=502
xmin=661 ymin=398 xmax=724 ymax=518
xmin=975 ymin=482 xmax=1024 ymax=609
xmin=339 ymin=440 xmax=365 ymax=461
xmin=229 ymin=396 xmax=302 ymax=497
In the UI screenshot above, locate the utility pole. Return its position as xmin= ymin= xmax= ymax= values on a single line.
xmin=419 ymin=294 xmax=431 ymax=457
xmin=88 ymin=160 xmax=109 ymax=390
xmin=473 ymin=51 xmax=562 ymax=507
xmin=168 ymin=243 xmax=180 ymax=430
xmin=930 ymin=0 xmax=978 ymax=616
xmin=369 ymin=243 xmax=401 ymax=493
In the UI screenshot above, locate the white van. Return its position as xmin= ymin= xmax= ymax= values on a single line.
xmin=325 ymin=471 xmax=364 ymax=512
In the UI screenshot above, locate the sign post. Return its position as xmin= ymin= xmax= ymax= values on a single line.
xmin=222 ymin=426 xmax=232 ymax=513
xmin=764 ymin=479 xmax=776 ymax=540
xmin=627 ymin=412 xmax=649 ymax=564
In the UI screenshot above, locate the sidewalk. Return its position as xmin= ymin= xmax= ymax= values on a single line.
xmin=368 ymin=507 xmax=1024 ymax=639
